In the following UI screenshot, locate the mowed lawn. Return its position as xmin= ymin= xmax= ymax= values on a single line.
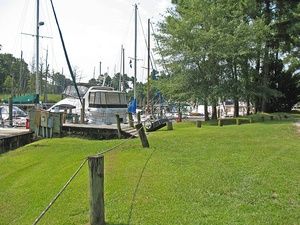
xmin=0 ymin=120 xmax=299 ymax=225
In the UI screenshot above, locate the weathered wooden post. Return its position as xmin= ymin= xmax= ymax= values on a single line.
xmin=8 ymin=97 xmax=13 ymax=127
xmin=88 ymin=155 xmax=105 ymax=225
xmin=236 ymin=118 xmax=241 ymax=125
xmin=115 ymin=114 xmax=122 ymax=139
xmin=135 ymin=123 xmax=149 ymax=148
xmin=218 ymin=119 xmax=223 ymax=126
xmin=81 ymin=98 xmax=85 ymax=124
xmin=178 ymin=112 xmax=182 ymax=122
xmin=196 ymin=120 xmax=201 ymax=128
xmin=137 ymin=111 xmax=141 ymax=124
xmin=128 ymin=113 xmax=134 ymax=128
xmin=167 ymin=121 xmax=173 ymax=130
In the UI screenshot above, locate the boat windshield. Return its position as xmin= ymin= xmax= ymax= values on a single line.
xmin=63 ymin=85 xmax=88 ymax=98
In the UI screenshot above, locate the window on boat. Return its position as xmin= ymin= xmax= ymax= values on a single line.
xmin=100 ymin=92 xmax=106 ymax=104
xmin=120 ymin=93 xmax=127 ymax=104
xmin=89 ymin=92 xmax=95 ymax=104
xmin=106 ymin=92 xmax=120 ymax=105
xmin=95 ymin=92 xmax=101 ymax=104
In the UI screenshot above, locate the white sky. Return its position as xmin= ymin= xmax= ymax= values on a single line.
xmin=0 ymin=0 xmax=172 ymax=83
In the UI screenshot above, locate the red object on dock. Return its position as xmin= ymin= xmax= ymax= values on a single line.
xmin=25 ymin=118 xmax=30 ymax=129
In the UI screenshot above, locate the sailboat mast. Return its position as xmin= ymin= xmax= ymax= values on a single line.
xmin=119 ymin=45 xmax=123 ymax=91
xmin=122 ymin=47 xmax=125 ymax=92
xmin=44 ymin=47 xmax=49 ymax=103
xmin=36 ymin=0 xmax=40 ymax=96
xmin=147 ymin=18 xmax=151 ymax=114
xmin=134 ymin=3 xmax=137 ymax=99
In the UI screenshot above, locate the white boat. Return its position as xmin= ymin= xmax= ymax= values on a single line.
xmin=48 ymin=85 xmax=128 ymax=125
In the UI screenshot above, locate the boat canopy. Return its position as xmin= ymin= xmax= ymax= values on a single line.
xmin=2 ymin=94 xmax=39 ymax=105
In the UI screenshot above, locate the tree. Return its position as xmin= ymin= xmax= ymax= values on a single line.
xmin=3 ymin=76 xmax=13 ymax=92
xmin=0 ymin=53 xmax=31 ymax=94
xmin=156 ymin=0 xmax=269 ymax=119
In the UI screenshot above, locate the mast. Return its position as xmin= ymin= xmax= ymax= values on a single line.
xmin=99 ymin=61 xmax=102 ymax=76
xmin=119 ymin=45 xmax=123 ymax=91
xmin=44 ymin=47 xmax=49 ymax=103
xmin=19 ymin=50 xmax=23 ymax=95
xmin=122 ymin=47 xmax=125 ymax=92
xmin=134 ymin=3 xmax=137 ymax=100
xmin=147 ymin=18 xmax=151 ymax=114
xmin=36 ymin=0 xmax=40 ymax=96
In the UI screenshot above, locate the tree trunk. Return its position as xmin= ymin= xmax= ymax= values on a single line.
xmin=246 ymin=97 xmax=250 ymax=115
xmin=204 ymin=99 xmax=209 ymax=121
xmin=262 ymin=0 xmax=271 ymax=113
xmin=211 ymin=101 xmax=217 ymax=120
xmin=234 ymin=98 xmax=239 ymax=117
xmin=254 ymin=53 xmax=261 ymax=114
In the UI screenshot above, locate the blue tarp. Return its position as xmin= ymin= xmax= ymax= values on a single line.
xmin=128 ymin=98 xmax=137 ymax=114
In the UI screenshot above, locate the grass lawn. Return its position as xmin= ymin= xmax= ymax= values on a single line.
xmin=0 ymin=119 xmax=299 ymax=225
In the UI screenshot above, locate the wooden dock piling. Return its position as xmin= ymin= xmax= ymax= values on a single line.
xmin=88 ymin=155 xmax=105 ymax=225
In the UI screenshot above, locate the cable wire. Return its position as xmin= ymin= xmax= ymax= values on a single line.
xmin=32 ymin=126 xmax=143 ymax=224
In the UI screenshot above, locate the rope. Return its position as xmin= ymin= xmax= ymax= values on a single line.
xmin=32 ymin=126 xmax=143 ymax=224
xmin=127 ymin=147 xmax=157 ymax=224
xmin=32 ymin=158 xmax=88 ymax=225
xmin=137 ymin=11 xmax=157 ymax=71
xmin=150 ymin=22 xmax=170 ymax=76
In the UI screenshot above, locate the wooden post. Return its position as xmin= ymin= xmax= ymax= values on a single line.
xmin=236 ymin=118 xmax=241 ymax=125
xmin=128 ymin=113 xmax=134 ymax=128
xmin=8 ymin=97 xmax=13 ymax=127
xmin=196 ymin=120 xmax=201 ymax=128
xmin=88 ymin=155 xmax=105 ymax=225
xmin=135 ymin=123 xmax=149 ymax=148
xmin=218 ymin=119 xmax=223 ymax=126
xmin=249 ymin=118 xmax=253 ymax=123
xmin=115 ymin=114 xmax=122 ymax=139
xmin=167 ymin=121 xmax=173 ymax=130
xmin=81 ymin=98 xmax=85 ymax=124
xmin=178 ymin=112 xmax=182 ymax=122
xmin=137 ymin=111 xmax=141 ymax=124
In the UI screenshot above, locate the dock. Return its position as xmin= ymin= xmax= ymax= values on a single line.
xmin=62 ymin=123 xmax=138 ymax=139
xmin=0 ymin=128 xmax=33 ymax=153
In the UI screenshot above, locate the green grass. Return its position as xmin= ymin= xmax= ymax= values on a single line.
xmin=0 ymin=120 xmax=300 ymax=225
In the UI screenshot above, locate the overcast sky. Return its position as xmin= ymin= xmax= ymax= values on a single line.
xmin=0 ymin=0 xmax=172 ymax=82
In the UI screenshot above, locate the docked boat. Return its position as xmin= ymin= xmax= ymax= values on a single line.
xmin=48 ymin=85 xmax=128 ymax=125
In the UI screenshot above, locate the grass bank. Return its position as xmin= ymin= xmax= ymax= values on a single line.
xmin=0 ymin=120 xmax=299 ymax=224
